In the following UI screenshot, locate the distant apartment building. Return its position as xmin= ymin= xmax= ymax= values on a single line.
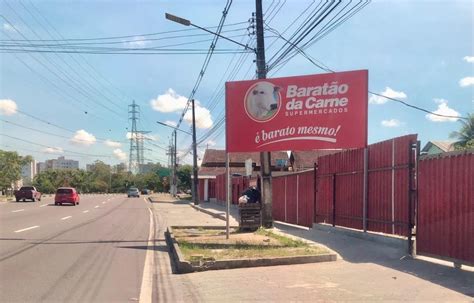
xmin=86 ymin=161 xmax=111 ymax=172
xmin=21 ymin=159 xmax=37 ymax=185
xmin=36 ymin=162 xmax=47 ymax=174
xmin=138 ymin=162 xmax=157 ymax=174
xmin=113 ymin=162 xmax=127 ymax=173
xmin=37 ymin=156 xmax=79 ymax=172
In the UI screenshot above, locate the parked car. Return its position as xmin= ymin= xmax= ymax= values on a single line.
xmin=14 ymin=186 xmax=42 ymax=202
xmin=141 ymin=189 xmax=150 ymax=195
xmin=127 ymin=187 xmax=140 ymax=198
xmin=55 ymin=187 xmax=80 ymax=206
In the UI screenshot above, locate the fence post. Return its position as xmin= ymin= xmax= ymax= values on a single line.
xmin=332 ymin=173 xmax=336 ymax=227
xmin=363 ymin=147 xmax=368 ymax=232
xmin=314 ymin=163 xmax=318 ymax=224
xmin=407 ymin=140 xmax=419 ymax=255
xmin=296 ymin=174 xmax=299 ymax=225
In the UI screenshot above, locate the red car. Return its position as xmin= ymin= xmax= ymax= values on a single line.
xmin=55 ymin=187 xmax=80 ymax=206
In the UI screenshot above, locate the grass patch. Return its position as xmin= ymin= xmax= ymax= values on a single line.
xmin=173 ymin=227 xmax=328 ymax=261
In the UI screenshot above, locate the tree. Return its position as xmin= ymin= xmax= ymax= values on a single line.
xmin=177 ymin=164 xmax=192 ymax=190
xmin=0 ymin=150 xmax=32 ymax=194
xmin=450 ymin=113 xmax=474 ymax=150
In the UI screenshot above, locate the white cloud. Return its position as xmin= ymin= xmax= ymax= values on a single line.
xmin=104 ymin=139 xmax=122 ymax=148
xmin=125 ymin=36 xmax=149 ymax=48
xmin=150 ymin=88 xmax=188 ymax=113
xmin=369 ymin=87 xmax=407 ymax=105
xmin=425 ymin=99 xmax=460 ymax=122
xmin=459 ymin=77 xmax=474 ymax=87
xmin=463 ymin=56 xmax=474 ymax=63
xmin=381 ymin=119 xmax=402 ymax=127
xmin=42 ymin=147 xmax=64 ymax=154
xmin=0 ymin=99 xmax=18 ymax=116
xmin=206 ymin=140 xmax=217 ymax=147
xmin=184 ymin=105 xmax=213 ymax=129
xmin=165 ymin=120 xmax=177 ymax=127
xmin=113 ymin=149 xmax=127 ymax=161
xmin=70 ymin=129 xmax=96 ymax=146
xmin=3 ymin=23 xmax=14 ymax=32
xmin=151 ymin=88 xmax=213 ymax=129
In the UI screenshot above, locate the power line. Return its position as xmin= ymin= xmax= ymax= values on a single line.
xmin=265 ymin=27 xmax=468 ymax=121
xmin=0 ymin=20 xmax=249 ymax=42
xmin=0 ymin=15 xmax=126 ymax=120
xmin=1 ymin=27 xmax=249 ymax=47
xmin=0 ymin=133 xmax=113 ymax=158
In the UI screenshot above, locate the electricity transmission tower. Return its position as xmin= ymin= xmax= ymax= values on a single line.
xmin=128 ymin=101 xmax=150 ymax=173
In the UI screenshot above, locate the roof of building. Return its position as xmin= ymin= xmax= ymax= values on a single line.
xmin=421 ymin=141 xmax=455 ymax=153
xmin=290 ymin=150 xmax=341 ymax=169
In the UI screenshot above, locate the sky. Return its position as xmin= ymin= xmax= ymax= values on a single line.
xmin=0 ymin=0 xmax=473 ymax=169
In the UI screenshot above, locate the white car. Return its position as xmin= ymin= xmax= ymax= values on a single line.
xmin=127 ymin=188 xmax=140 ymax=198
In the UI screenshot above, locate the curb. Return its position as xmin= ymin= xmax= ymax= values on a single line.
xmin=313 ymin=223 xmax=408 ymax=250
xmin=166 ymin=226 xmax=337 ymax=274
xmin=189 ymin=204 xmax=227 ymax=221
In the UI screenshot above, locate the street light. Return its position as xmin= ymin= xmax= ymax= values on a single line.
xmin=157 ymin=121 xmax=192 ymax=135
xmin=165 ymin=13 xmax=255 ymax=52
xmin=165 ymin=12 xmax=257 ymax=237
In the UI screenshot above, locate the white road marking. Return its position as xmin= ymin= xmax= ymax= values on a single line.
xmin=12 ymin=209 xmax=24 ymax=213
xmin=82 ymin=210 xmax=89 ymax=213
xmin=102 ymin=201 xmax=106 ymax=204
xmin=61 ymin=216 xmax=72 ymax=220
xmin=94 ymin=205 xmax=99 ymax=208
xmin=15 ymin=225 xmax=39 ymax=233
xmin=139 ymin=200 xmax=154 ymax=303
xmin=40 ymin=204 xmax=48 ymax=207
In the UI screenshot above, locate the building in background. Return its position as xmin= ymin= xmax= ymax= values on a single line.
xmin=36 ymin=162 xmax=47 ymax=174
xmin=37 ymin=156 xmax=79 ymax=172
xmin=21 ymin=159 xmax=37 ymax=185
xmin=421 ymin=141 xmax=455 ymax=155
xmin=86 ymin=161 xmax=111 ymax=172
xmin=113 ymin=163 xmax=127 ymax=173
xmin=138 ymin=162 xmax=158 ymax=174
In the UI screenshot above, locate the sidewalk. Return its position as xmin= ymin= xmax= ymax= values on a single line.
xmin=187 ymin=199 xmax=474 ymax=300
xmin=149 ymin=194 xmax=473 ymax=301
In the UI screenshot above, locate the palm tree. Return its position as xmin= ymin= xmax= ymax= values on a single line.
xmin=450 ymin=113 xmax=474 ymax=150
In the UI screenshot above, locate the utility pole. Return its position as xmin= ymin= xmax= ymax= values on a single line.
xmin=173 ymin=129 xmax=177 ymax=195
xmin=192 ymin=98 xmax=199 ymax=205
xmin=255 ymin=0 xmax=273 ymax=227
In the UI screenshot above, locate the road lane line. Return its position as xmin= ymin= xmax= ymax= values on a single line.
xmin=61 ymin=216 xmax=72 ymax=220
xmin=94 ymin=205 xmax=99 ymax=208
xmin=40 ymin=204 xmax=48 ymax=207
xmin=102 ymin=201 xmax=106 ymax=204
xmin=82 ymin=210 xmax=89 ymax=213
xmin=15 ymin=225 xmax=39 ymax=233
xmin=139 ymin=200 xmax=154 ymax=303
xmin=12 ymin=209 xmax=25 ymax=213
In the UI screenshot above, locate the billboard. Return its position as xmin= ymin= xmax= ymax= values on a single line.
xmin=225 ymin=70 xmax=368 ymax=152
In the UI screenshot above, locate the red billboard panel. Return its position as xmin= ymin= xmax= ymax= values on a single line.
xmin=225 ymin=70 xmax=368 ymax=152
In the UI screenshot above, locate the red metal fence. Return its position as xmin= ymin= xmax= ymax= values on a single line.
xmin=272 ymin=170 xmax=315 ymax=227
xmin=204 ymin=174 xmax=249 ymax=204
xmin=313 ymin=134 xmax=417 ymax=236
xmin=417 ymin=151 xmax=474 ymax=264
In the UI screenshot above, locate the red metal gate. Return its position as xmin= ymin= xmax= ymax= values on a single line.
xmin=417 ymin=151 xmax=474 ymax=264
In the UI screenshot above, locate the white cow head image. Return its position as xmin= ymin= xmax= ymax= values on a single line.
xmin=246 ymin=82 xmax=280 ymax=120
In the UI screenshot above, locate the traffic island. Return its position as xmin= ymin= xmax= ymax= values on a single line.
xmin=166 ymin=226 xmax=337 ymax=274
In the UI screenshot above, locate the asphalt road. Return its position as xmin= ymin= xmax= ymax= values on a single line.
xmin=0 ymin=194 xmax=151 ymax=303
